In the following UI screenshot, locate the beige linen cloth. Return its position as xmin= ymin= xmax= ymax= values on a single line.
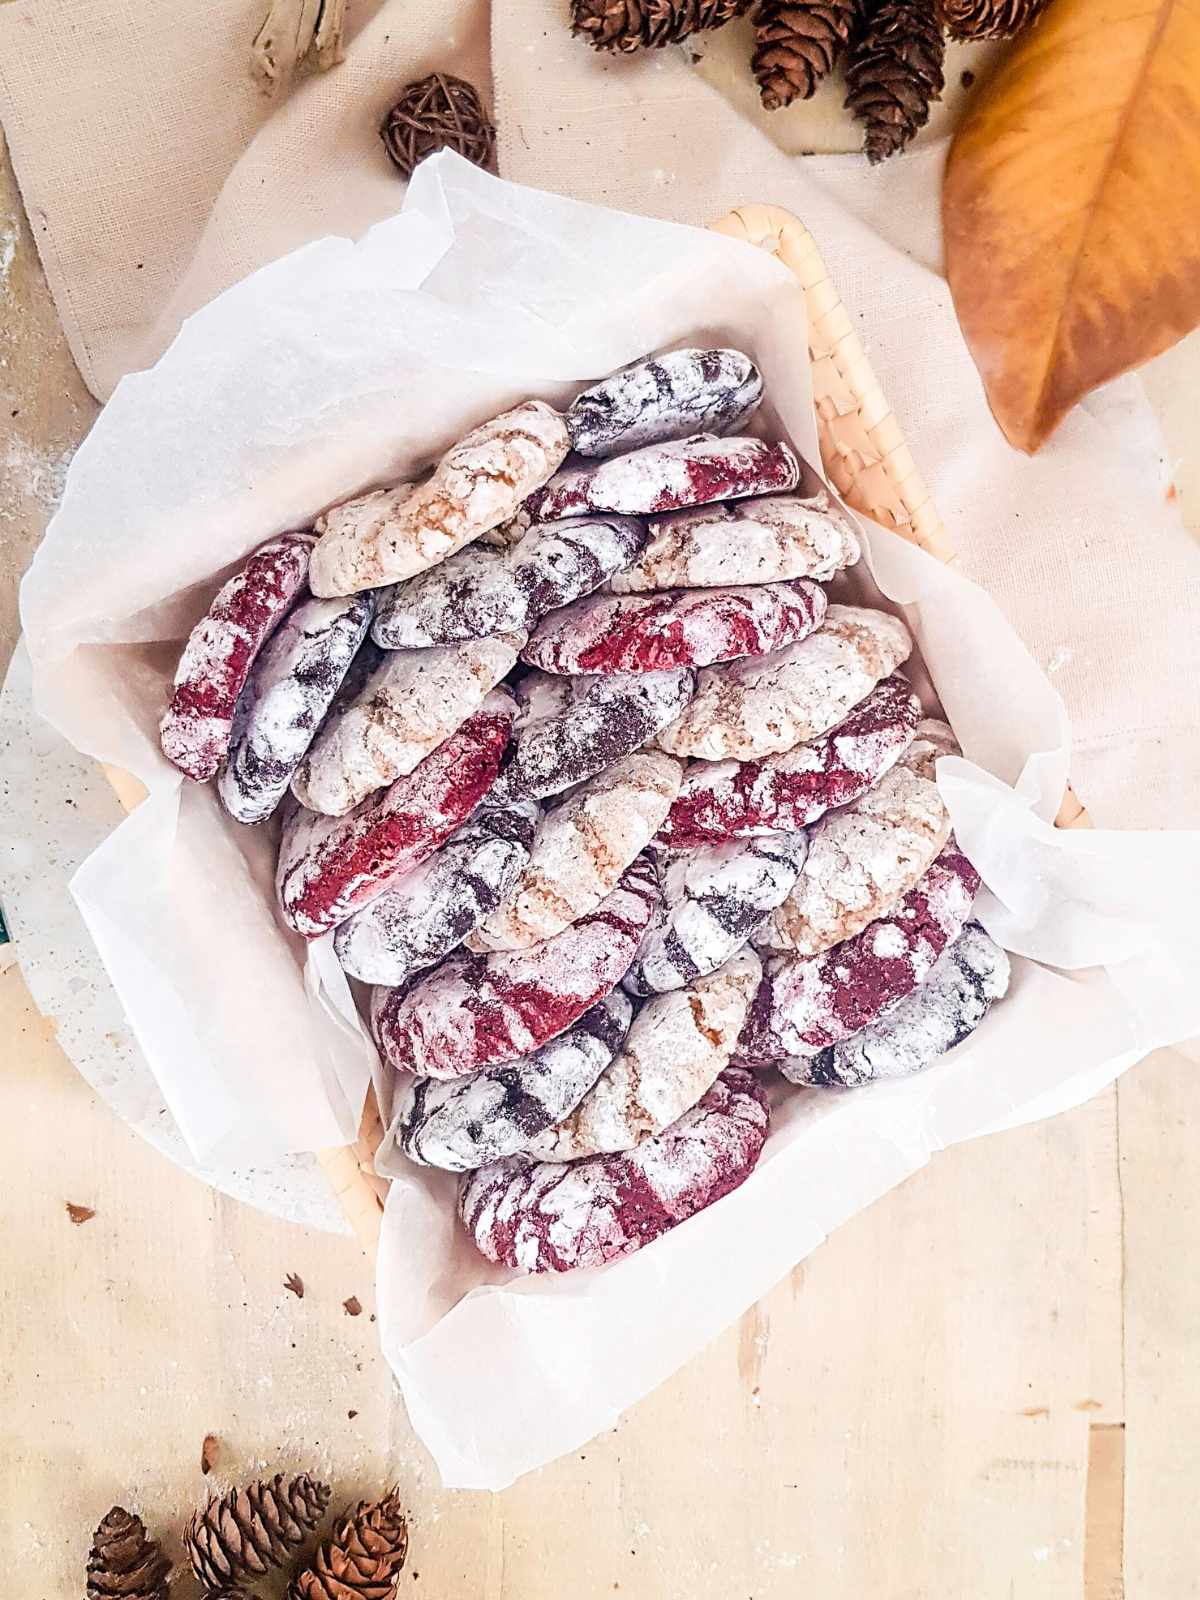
xmin=2 ymin=0 xmax=1198 ymax=832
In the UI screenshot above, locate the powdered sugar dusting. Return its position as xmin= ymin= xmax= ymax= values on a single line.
xmin=567 ymin=348 xmax=763 ymax=458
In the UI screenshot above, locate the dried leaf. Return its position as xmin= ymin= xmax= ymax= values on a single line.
xmin=944 ymin=0 xmax=1200 ymax=451
xmin=284 ymin=1272 xmax=305 ymax=1298
xmin=342 ymin=1296 xmax=362 ymax=1317
xmin=201 ymin=1432 xmax=220 ymax=1474
xmin=66 ymin=1202 xmax=95 ymax=1225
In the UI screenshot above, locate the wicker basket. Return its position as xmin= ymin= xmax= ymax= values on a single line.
xmin=110 ymin=204 xmax=1090 ymax=1251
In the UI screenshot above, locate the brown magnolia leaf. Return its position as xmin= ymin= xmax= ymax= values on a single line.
xmin=943 ymin=0 xmax=1200 ymax=452
xmin=201 ymin=1432 xmax=220 ymax=1474
xmin=284 ymin=1272 xmax=305 ymax=1298
xmin=66 ymin=1202 xmax=95 ymax=1225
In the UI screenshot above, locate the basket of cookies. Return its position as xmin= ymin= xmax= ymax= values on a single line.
xmin=22 ymin=158 xmax=1193 ymax=1490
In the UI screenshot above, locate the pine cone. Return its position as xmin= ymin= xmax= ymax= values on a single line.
xmin=938 ymin=0 xmax=1046 ymax=36
xmin=288 ymin=1489 xmax=409 ymax=1600
xmin=752 ymin=0 xmax=860 ymax=107
xmin=86 ymin=1507 xmax=170 ymax=1600
xmin=844 ymin=0 xmax=945 ymax=163
xmin=185 ymin=1474 xmax=331 ymax=1590
xmin=571 ymin=0 xmax=752 ymax=51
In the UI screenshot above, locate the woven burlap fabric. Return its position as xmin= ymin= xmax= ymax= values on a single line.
xmin=1 ymin=0 xmax=1199 ymax=831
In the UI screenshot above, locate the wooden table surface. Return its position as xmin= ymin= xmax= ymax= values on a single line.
xmin=3 ymin=123 xmax=1199 ymax=1599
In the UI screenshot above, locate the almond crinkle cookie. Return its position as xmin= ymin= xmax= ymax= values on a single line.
xmin=309 ymin=400 xmax=570 ymax=596
xmin=655 ymin=604 xmax=912 ymax=762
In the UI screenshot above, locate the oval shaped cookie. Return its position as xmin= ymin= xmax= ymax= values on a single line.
xmin=737 ymin=841 xmax=982 ymax=1063
xmin=276 ymin=693 xmax=514 ymax=939
xmin=525 ymin=947 xmax=762 ymax=1162
xmin=458 ymin=1066 xmax=769 ymax=1274
xmin=332 ymin=795 xmax=540 ymax=985
xmin=656 ymin=604 xmax=912 ymax=762
xmin=624 ymin=836 xmax=806 ymax=997
xmin=494 ymin=667 xmax=695 ymax=801
xmin=566 ymin=348 xmax=763 ymax=458
xmin=371 ymin=512 xmax=647 ymax=648
xmin=292 ymin=632 xmax=522 ymax=816
xmin=756 ymin=720 xmax=956 ymax=956
xmin=781 ymin=922 xmax=1010 ymax=1087
xmin=529 ymin=434 xmax=799 ymax=522
xmin=392 ymin=991 xmax=635 ymax=1172
xmin=310 ymin=401 xmax=569 ymax=596
xmin=217 ymin=592 xmax=375 ymax=825
xmin=372 ymin=854 xmax=659 ymax=1078
xmin=161 ymin=531 xmax=316 ymax=781
xmin=609 ymin=490 xmax=861 ymax=594
xmin=520 ymin=580 xmax=826 ymax=676
xmin=656 ymin=674 xmax=921 ymax=847
xmin=468 ymin=751 xmax=682 ymax=952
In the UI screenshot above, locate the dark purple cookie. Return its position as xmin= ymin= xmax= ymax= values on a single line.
xmin=566 ymin=348 xmax=763 ymax=458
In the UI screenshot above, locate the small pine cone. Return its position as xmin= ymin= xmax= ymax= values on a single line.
xmin=844 ymin=0 xmax=945 ymax=163
xmin=288 ymin=1489 xmax=409 ymax=1600
xmin=571 ymin=0 xmax=752 ymax=52
xmin=185 ymin=1474 xmax=331 ymax=1590
xmin=752 ymin=0 xmax=860 ymax=108
xmin=938 ymin=0 xmax=1046 ymax=36
xmin=86 ymin=1507 xmax=170 ymax=1600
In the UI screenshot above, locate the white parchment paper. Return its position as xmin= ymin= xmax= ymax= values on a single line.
xmin=19 ymin=155 xmax=1200 ymax=1484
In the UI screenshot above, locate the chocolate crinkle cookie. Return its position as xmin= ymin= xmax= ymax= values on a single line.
xmin=391 ymin=990 xmax=635 ymax=1172
xmin=333 ymin=795 xmax=540 ymax=986
xmin=458 ymin=1066 xmax=769 ymax=1274
xmin=781 ymin=923 xmax=1011 ymax=1086
xmin=566 ymin=348 xmax=763 ymax=458
xmin=371 ymin=512 xmax=647 ymax=648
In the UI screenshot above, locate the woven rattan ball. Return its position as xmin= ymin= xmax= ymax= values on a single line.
xmin=380 ymin=73 xmax=497 ymax=180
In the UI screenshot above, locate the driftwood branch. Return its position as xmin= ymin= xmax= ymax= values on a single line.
xmin=250 ymin=0 xmax=346 ymax=96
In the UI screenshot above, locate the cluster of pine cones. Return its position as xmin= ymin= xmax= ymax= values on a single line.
xmin=86 ymin=1477 xmax=409 ymax=1600
xmin=570 ymin=0 xmax=1047 ymax=162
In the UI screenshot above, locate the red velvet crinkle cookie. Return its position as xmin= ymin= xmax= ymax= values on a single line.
xmin=276 ymin=692 xmax=515 ymax=939
xmin=657 ymin=674 xmax=921 ymax=848
xmin=217 ymin=592 xmax=375 ymax=825
xmin=495 ymin=668 xmax=695 ymax=801
xmin=566 ymin=348 xmax=763 ymax=458
xmin=332 ymin=795 xmax=540 ymax=985
xmin=528 ymin=434 xmax=799 ymax=523
xmin=371 ymin=854 xmax=659 ymax=1079
xmin=371 ymin=513 xmax=648 ymax=649
xmin=520 ymin=579 xmax=826 ymax=676
xmin=160 ymin=530 xmax=315 ymax=781
xmin=736 ymin=840 xmax=982 ymax=1063
xmin=457 ymin=1066 xmax=769 ymax=1274
xmin=610 ymin=490 xmax=861 ymax=593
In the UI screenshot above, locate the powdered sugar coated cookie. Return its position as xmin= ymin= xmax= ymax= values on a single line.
xmin=756 ymin=724 xmax=956 ymax=956
xmin=458 ymin=1066 xmax=768 ymax=1273
xmin=624 ymin=836 xmax=806 ymax=996
xmin=372 ymin=854 xmax=659 ymax=1078
xmin=495 ymin=667 xmax=695 ymax=801
xmin=392 ymin=992 xmax=634 ymax=1172
xmin=610 ymin=490 xmax=861 ymax=594
xmin=656 ymin=674 xmax=921 ymax=847
xmin=737 ymin=841 xmax=981 ymax=1062
xmin=372 ymin=513 xmax=647 ymax=648
xmin=526 ymin=947 xmax=762 ymax=1162
xmin=310 ymin=401 xmax=569 ymax=596
xmin=292 ymin=632 xmax=523 ymax=815
xmin=469 ymin=751 xmax=682 ymax=951
xmin=529 ymin=434 xmax=799 ymax=522
xmin=520 ymin=579 xmax=826 ymax=676
xmin=567 ymin=348 xmax=763 ymax=458
xmin=217 ymin=591 xmax=375 ymax=825
xmin=161 ymin=531 xmax=315 ymax=781
xmin=656 ymin=604 xmax=912 ymax=761
xmin=782 ymin=923 xmax=1010 ymax=1086
xmin=333 ymin=795 xmax=540 ymax=985
xmin=276 ymin=693 xmax=515 ymax=938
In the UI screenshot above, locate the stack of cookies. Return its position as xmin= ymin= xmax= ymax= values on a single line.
xmin=160 ymin=347 xmax=1011 ymax=1276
